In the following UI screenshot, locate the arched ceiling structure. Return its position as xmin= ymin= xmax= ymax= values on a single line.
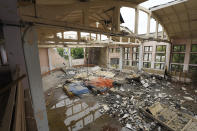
xmin=151 ymin=0 xmax=197 ymax=39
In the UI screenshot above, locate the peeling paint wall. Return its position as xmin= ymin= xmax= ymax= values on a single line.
xmin=39 ymin=48 xmax=50 ymax=74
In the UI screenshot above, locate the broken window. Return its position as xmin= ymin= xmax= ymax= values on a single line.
xmin=109 ymin=48 xmax=114 ymax=53
xmin=144 ymin=53 xmax=152 ymax=61
xmin=132 ymin=47 xmax=139 ymax=67
xmin=155 ymin=45 xmax=166 ymax=70
xmin=156 ymin=45 xmax=166 ymax=52
xmin=190 ymin=44 xmax=197 ymax=64
xmin=171 ymin=45 xmax=185 ymax=64
xmin=143 ymin=46 xmax=152 ymax=68
xmin=143 ymin=62 xmax=151 ymax=68
xmin=171 ymin=64 xmax=183 ymax=72
xmin=191 ymin=44 xmax=197 ymax=52
xmin=144 ymin=46 xmax=152 ymax=52
xmin=173 ymin=45 xmax=185 ymax=52
xmin=116 ymin=48 xmax=120 ymax=53
xmin=110 ymin=58 xmax=119 ymax=67
xmin=155 ymin=63 xmax=164 ymax=70
xmin=155 ymin=53 xmax=165 ymax=62
xmin=172 ymin=53 xmax=185 ymax=63
xmin=190 ymin=54 xmax=197 ymax=64
xmin=189 ymin=66 xmax=197 ymax=73
xmin=124 ymin=47 xmax=131 ymax=66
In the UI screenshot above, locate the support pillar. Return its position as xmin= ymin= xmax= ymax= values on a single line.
xmin=48 ymin=48 xmax=52 ymax=71
xmin=166 ymin=43 xmax=171 ymax=71
xmin=1 ymin=1 xmax=49 ymax=130
xmin=134 ymin=7 xmax=139 ymax=34
xmin=138 ymin=44 xmax=143 ymax=70
xmin=68 ymin=48 xmax=72 ymax=67
xmin=113 ymin=6 xmax=120 ymax=32
xmin=155 ymin=21 xmax=159 ymax=38
xmin=151 ymin=45 xmax=156 ymax=69
xmin=23 ymin=27 xmax=49 ymax=131
xmin=119 ymin=47 xmax=123 ymax=70
xmin=184 ymin=40 xmax=191 ymax=71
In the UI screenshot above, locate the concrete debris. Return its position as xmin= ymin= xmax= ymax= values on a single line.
xmin=53 ymin=66 xmax=197 ymax=130
xmin=181 ymin=87 xmax=187 ymax=91
xmin=184 ymin=96 xmax=194 ymax=101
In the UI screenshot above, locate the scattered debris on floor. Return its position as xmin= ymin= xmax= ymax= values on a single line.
xmin=44 ymin=66 xmax=197 ymax=131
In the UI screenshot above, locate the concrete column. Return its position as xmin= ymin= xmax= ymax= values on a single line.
xmin=107 ymin=46 xmax=110 ymax=68
xmin=48 ymin=48 xmax=52 ymax=71
xmin=184 ymin=40 xmax=191 ymax=71
xmin=151 ymin=44 xmax=156 ymax=69
xmin=119 ymin=37 xmax=122 ymax=42
xmin=119 ymin=47 xmax=123 ymax=70
xmin=134 ymin=7 xmax=139 ymax=34
xmin=113 ymin=6 xmax=120 ymax=32
xmin=138 ymin=44 xmax=143 ymax=70
xmin=68 ymin=48 xmax=72 ymax=67
xmin=155 ymin=21 xmax=159 ymax=38
xmin=1 ymin=2 xmax=49 ymax=130
xmin=0 ymin=45 xmax=8 ymax=64
xmin=166 ymin=43 xmax=171 ymax=71
xmin=23 ymin=27 xmax=49 ymax=131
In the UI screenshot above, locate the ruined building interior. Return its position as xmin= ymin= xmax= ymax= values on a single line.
xmin=1 ymin=0 xmax=197 ymax=131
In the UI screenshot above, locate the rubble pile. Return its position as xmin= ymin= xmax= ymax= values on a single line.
xmin=97 ymin=72 xmax=197 ymax=130
xmin=58 ymin=66 xmax=197 ymax=130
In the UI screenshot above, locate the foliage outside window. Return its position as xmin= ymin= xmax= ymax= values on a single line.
xmin=156 ymin=45 xmax=166 ymax=52
xmin=189 ymin=66 xmax=197 ymax=73
xmin=172 ymin=53 xmax=185 ymax=63
xmin=155 ymin=63 xmax=164 ymax=70
xmin=71 ymin=48 xmax=84 ymax=59
xmin=155 ymin=53 xmax=165 ymax=62
xmin=171 ymin=64 xmax=183 ymax=72
xmin=57 ymin=48 xmax=68 ymax=60
xmin=143 ymin=62 xmax=151 ymax=68
xmin=191 ymin=44 xmax=197 ymax=52
xmin=173 ymin=45 xmax=185 ymax=52
xmin=190 ymin=54 xmax=197 ymax=64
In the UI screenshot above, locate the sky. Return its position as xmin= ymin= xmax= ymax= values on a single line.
xmin=120 ymin=0 xmax=175 ymax=34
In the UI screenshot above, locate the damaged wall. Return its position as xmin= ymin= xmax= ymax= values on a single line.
xmin=39 ymin=48 xmax=50 ymax=74
xmin=87 ymin=47 xmax=108 ymax=67
xmin=38 ymin=48 xmax=68 ymax=74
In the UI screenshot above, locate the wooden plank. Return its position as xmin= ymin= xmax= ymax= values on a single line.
xmin=13 ymin=80 xmax=22 ymax=131
xmin=0 ymin=84 xmax=16 ymax=131
xmin=139 ymin=107 xmax=175 ymax=131
xmin=181 ymin=119 xmax=192 ymax=131
xmin=0 ymin=74 xmax=26 ymax=95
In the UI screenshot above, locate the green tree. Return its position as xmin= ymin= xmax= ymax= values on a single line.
xmin=57 ymin=48 xmax=68 ymax=60
xmin=71 ymin=48 xmax=84 ymax=59
xmin=57 ymin=48 xmax=64 ymax=57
